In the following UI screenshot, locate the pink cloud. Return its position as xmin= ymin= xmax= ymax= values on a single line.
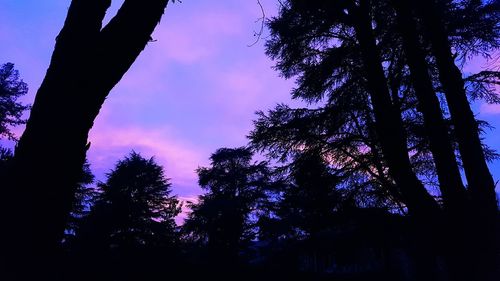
xmin=87 ymin=124 xmax=208 ymax=195
xmin=212 ymin=57 xmax=296 ymax=109
xmin=87 ymin=113 xmax=208 ymax=225
xmin=98 ymin=6 xmax=252 ymax=107
xmin=462 ymin=51 xmax=499 ymax=73
xmin=146 ymin=8 xmax=246 ymax=65
xmin=200 ymin=58 xmax=296 ymax=139
xmin=480 ymin=103 xmax=500 ymax=115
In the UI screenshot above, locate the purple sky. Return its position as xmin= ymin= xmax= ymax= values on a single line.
xmin=1 ymin=1 xmax=499 ymax=218
xmin=0 ymin=0 xmax=297 ymax=204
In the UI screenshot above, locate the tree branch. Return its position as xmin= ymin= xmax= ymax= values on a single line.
xmin=95 ymin=0 xmax=170 ymax=94
xmin=248 ymin=0 xmax=266 ymax=47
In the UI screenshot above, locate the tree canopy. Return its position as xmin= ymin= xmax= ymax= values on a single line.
xmin=183 ymin=147 xmax=273 ymax=262
xmin=1 ymin=0 xmax=499 ymax=280
xmin=76 ymin=152 xmax=181 ymax=250
xmin=0 ymin=62 xmax=30 ymax=140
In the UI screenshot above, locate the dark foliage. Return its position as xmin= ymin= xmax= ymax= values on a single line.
xmin=1 ymin=1 xmax=499 ymax=280
xmin=63 ymin=160 xmax=97 ymax=243
xmin=1 ymin=3 xmax=172 ymax=277
xmin=0 ymin=62 xmax=30 ymax=140
xmin=182 ymin=147 xmax=274 ymax=265
xmin=253 ymin=0 xmax=500 ymax=280
xmin=0 ymin=146 xmax=13 ymax=176
xmin=77 ymin=152 xmax=181 ymax=251
xmin=258 ymin=150 xmax=344 ymax=240
xmin=250 ymin=103 xmax=407 ymax=211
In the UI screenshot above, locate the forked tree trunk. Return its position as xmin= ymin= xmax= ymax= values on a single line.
xmin=1 ymin=0 xmax=170 ymax=278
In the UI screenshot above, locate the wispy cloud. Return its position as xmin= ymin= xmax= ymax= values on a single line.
xmin=146 ymin=7 xmax=246 ymax=65
xmin=480 ymin=103 xmax=500 ymax=115
xmin=88 ymin=123 xmax=208 ymax=196
xmin=0 ymin=0 xmax=296 ymax=212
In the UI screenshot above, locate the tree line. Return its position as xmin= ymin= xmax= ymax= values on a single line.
xmin=0 ymin=0 xmax=499 ymax=280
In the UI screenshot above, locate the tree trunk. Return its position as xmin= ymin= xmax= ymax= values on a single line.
xmin=392 ymin=0 xmax=467 ymax=213
xmin=415 ymin=0 xmax=498 ymax=217
xmin=352 ymin=2 xmax=443 ymax=279
xmin=1 ymin=0 xmax=170 ymax=278
xmin=351 ymin=0 xmax=440 ymax=218
xmin=392 ymin=2 xmax=475 ymax=280
xmin=414 ymin=0 xmax=499 ymax=280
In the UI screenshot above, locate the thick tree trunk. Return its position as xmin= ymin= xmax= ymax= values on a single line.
xmin=415 ymin=0 xmax=498 ymax=217
xmin=392 ymin=1 xmax=467 ymax=213
xmin=352 ymin=2 xmax=443 ymax=279
xmin=351 ymin=0 xmax=440 ymax=218
xmin=1 ymin=0 xmax=170 ymax=278
xmin=413 ymin=0 xmax=499 ymax=280
xmin=392 ymin=2 xmax=474 ymax=280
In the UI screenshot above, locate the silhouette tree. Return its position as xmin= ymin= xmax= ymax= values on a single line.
xmin=259 ymin=150 xmax=343 ymax=240
xmin=1 ymin=1 xmax=173 ymax=275
xmin=415 ymin=0 xmax=499 ymax=219
xmin=77 ymin=152 xmax=180 ymax=251
xmin=183 ymin=147 xmax=272 ymax=266
xmin=410 ymin=1 xmax=500 ymax=279
xmin=374 ymin=1 xmax=500 ymax=278
xmin=262 ymin=0 xmax=499 ymax=279
xmin=0 ymin=62 xmax=30 ymax=140
xmin=0 ymin=62 xmax=28 ymax=215
xmin=250 ymin=103 xmax=411 ymax=213
xmin=0 ymin=147 xmax=14 ymax=175
xmin=265 ymin=0 xmax=440 ymax=220
xmin=63 ymin=160 xmax=97 ymax=244
xmin=390 ymin=0 xmax=467 ymax=214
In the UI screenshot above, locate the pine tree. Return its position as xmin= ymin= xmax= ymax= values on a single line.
xmin=0 ymin=62 xmax=30 ymax=140
xmin=1 ymin=2 xmax=172 ymax=275
xmin=77 ymin=152 xmax=181 ymax=251
xmin=260 ymin=0 xmax=499 ymax=279
xmin=274 ymin=151 xmax=342 ymax=239
xmin=64 ymin=160 xmax=97 ymax=244
xmin=183 ymin=147 xmax=272 ymax=264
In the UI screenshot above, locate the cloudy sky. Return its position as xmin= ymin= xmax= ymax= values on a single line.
xmin=1 ymin=0 xmax=499 ymax=215
xmin=0 ymin=0 xmax=297 ymax=202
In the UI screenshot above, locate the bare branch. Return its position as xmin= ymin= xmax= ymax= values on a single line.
xmin=248 ymin=0 xmax=266 ymax=47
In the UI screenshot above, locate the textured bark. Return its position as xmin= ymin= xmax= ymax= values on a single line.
xmin=392 ymin=0 xmax=467 ymax=213
xmin=351 ymin=1 xmax=440 ymax=219
xmin=1 ymin=0 xmax=170 ymax=278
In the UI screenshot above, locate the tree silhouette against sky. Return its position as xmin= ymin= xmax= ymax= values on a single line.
xmin=183 ymin=147 xmax=272 ymax=266
xmin=0 ymin=0 xmax=498 ymax=280
xmin=0 ymin=62 xmax=30 ymax=140
xmin=261 ymin=0 xmax=499 ymax=280
xmin=1 ymin=1 xmax=173 ymax=277
xmin=76 ymin=152 xmax=180 ymax=251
